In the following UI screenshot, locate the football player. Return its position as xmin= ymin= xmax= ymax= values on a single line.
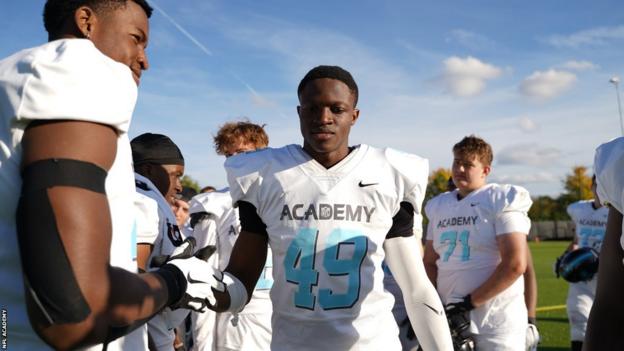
xmin=558 ymin=176 xmax=607 ymax=351
xmin=584 ymin=137 xmax=624 ymax=350
xmin=0 ymin=1 xmax=218 ymax=350
xmin=423 ymin=136 xmax=532 ymax=350
xmin=187 ymin=121 xmax=272 ymax=351
xmin=132 ymin=133 xmax=194 ymax=350
xmin=204 ymin=65 xmax=453 ymax=350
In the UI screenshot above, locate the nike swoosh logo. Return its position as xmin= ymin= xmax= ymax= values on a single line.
xmin=470 ymin=203 xmax=479 ymax=207
xmin=358 ymin=181 xmax=378 ymax=187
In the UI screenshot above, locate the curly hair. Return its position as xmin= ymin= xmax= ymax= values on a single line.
xmin=214 ymin=120 xmax=269 ymax=156
xmin=453 ymin=135 xmax=493 ymax=166
xmin=43 ymin=0 xmax=153 ymax=39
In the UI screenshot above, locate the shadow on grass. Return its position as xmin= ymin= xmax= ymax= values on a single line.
xmin=537 ymin=317 xmax=568 ymax=323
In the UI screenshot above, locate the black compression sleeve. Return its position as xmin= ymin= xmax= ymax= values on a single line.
xmin=238 ymin=201 xmax=268 ymax=237
xmin=386 ymin=202 xmax=415 ymax=239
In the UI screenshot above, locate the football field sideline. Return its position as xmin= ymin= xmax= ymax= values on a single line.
xmin=530 ymin=241 xmax=571 ymax=350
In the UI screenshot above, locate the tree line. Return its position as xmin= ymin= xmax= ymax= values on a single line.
xmin=426 ymin=166 xmax=593 ymax=221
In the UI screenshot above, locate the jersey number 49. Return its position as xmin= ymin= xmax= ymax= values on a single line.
xmin=284 ymin=228 xmax=367 ymax=310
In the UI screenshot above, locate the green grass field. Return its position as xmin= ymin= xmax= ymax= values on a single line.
xmin=531 ymin=241 xmax=571 ymax=351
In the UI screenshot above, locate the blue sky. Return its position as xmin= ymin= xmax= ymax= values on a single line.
xmin=2 ymin=1 xmax=623 ymax=196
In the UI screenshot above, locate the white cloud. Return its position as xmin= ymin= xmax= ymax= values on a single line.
xmin=441 ymin=56 xmax=503 ymax=97
xmin=559 ymin=60 xmax=598 ymax=71
xmin=519 ymin=69 xmax=577 ymax=100
xmin=491 ymin=172 xmax=558 ymax=184
xmin=497 ymin=143 xmax=562 ymax=166
xmin=518 ymin=117 xmax=538 ymax=132
xmin=445 ymin=29 xmax=494 ymax=50
xmin=545 ymin=25 xmax=624 ymax=48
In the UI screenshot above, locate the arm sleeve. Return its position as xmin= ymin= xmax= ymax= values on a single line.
xmin=384 ymin=236 xmax=453 ymax=351
xmin=18 ymin=40 xmax=136 ymax=132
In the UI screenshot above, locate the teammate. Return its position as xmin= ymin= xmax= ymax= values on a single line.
xmin=132 ymin=133 xmax=193 ymax=351
xmin=0 ymin=1 xmax=218 ymax=349
xmin=188 ymin=120 xmax=273 ymax=351
xmin=558 ymin=176 xmax=607 ymax=351
xmin=584 ymin=137 xmax=624 ymax=350
xmin=204 ymin=65 xmax=452 ymax=350
xmin=424 ymin=135 xmax=532 ymax=350
xmin=175 ymin=187 xmax=198 ymax=227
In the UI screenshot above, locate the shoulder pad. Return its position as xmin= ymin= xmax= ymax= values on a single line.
xmin=225 ymin=147 xmax=283 ymax=206
xmin=487 ymin=183 xmax=532 ymax=214
xmin=424 ymin=192 xmax=448 ymax=219
xmin=594 ymin=137 xmax=624 ymax=213
xmin=17 ymin=40 xmax=136 ymax=132
xmin=566 ymin=200 xmax=584 ymax=219
xmin=384 ymin=148 xmax=429 ymax=213
xmin=188 ymin=189 xmax=232 ymax=217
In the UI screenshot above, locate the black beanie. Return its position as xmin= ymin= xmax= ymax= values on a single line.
xmin=131 ymin=133 xmax=185 ymax=166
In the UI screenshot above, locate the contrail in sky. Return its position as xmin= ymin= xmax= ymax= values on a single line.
xmin=150 ymin=1 xmax=214 ymax=56
xmin=150 ymin=1 xmax=289 ymax=119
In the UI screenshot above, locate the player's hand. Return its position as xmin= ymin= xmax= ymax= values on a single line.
xmin=150 ymin=237 xmax=197 ymax=268
xmin=165 ymin=256 xmax=225 ymax=312
xmin=526 ymin=320 xmax=540 ymax=351
xmin=445 ymin=295 xmax=475 ymax=318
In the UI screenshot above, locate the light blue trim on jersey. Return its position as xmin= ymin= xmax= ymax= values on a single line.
xmin=440 ymin=230 xmax=470 ymax=262
xmin=131 ymin=220 xmax=137 ymax=262
xmin=284 ymin=228 xmax=369 ymax=310
xmin=319 ymin=229 xmax=367 ymax=310
xmin=256 ymin=256 xmax=274 ymax=290
xmin=284 ymin=228 xmax=319 ymax=309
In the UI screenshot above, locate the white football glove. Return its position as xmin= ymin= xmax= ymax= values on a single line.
xmin=150 ymin=237 xmax=197 ymax=268
xmin=526 ymin=322 xmax=540 ymax=351
xmin=166 ymin=256 xmax=225 ymax=312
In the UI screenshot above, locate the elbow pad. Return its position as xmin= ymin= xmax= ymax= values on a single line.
xmin=16 ymin=159 xmax=107 ymax=324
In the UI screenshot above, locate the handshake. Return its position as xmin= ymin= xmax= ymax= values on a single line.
xmin=151 ymin=238 xmax=228 ymax=313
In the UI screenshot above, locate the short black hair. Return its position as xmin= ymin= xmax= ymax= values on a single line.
xmin=297 ymin=65 xmax=359 ymax=107
xmin=43 ymin=0 xmax=153 ymax=38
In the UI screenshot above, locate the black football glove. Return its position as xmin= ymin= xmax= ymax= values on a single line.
xmin=553 ymin=251 xmax=566 ymax=278
xmin=445 ymin=295 xmax=475 ymax=318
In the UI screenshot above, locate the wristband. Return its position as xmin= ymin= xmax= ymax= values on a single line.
xmin=223 ymin=272 xmax=248 ymax=312
xmin=155 ymin=264 xmax=187 ymax=307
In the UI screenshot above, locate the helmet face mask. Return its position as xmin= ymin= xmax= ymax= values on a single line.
xmin=558 ymin=247 xmax=599 ymax=283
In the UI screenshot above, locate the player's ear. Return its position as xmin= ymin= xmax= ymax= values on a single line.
xmin=482 ymin=164 xmax=491 ymax=177
xmin=74 ymin=6 xmax=97 ymax=39
xmin=350 ymin=108 xmax=360 ymax=126
xmin=296 ymin=106 xmax=301 ymax=116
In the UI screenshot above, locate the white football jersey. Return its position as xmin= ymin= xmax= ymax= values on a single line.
xmin=190 ymin=190 xmax=273 ymax=313
xmin=134 ymin=173 xmax=189 ymax=350
xmin=594 ymin=137 xmax=624 ymax=252
xmin=425 ymin=184 xmax=532 ymax=334
xmin=0 ymin=39 xmax=143 ymax=350
xmin=225 ymin=144 xmax=428 ymax=351
xmin=567 ymin=200 xmax=608 ymax=252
